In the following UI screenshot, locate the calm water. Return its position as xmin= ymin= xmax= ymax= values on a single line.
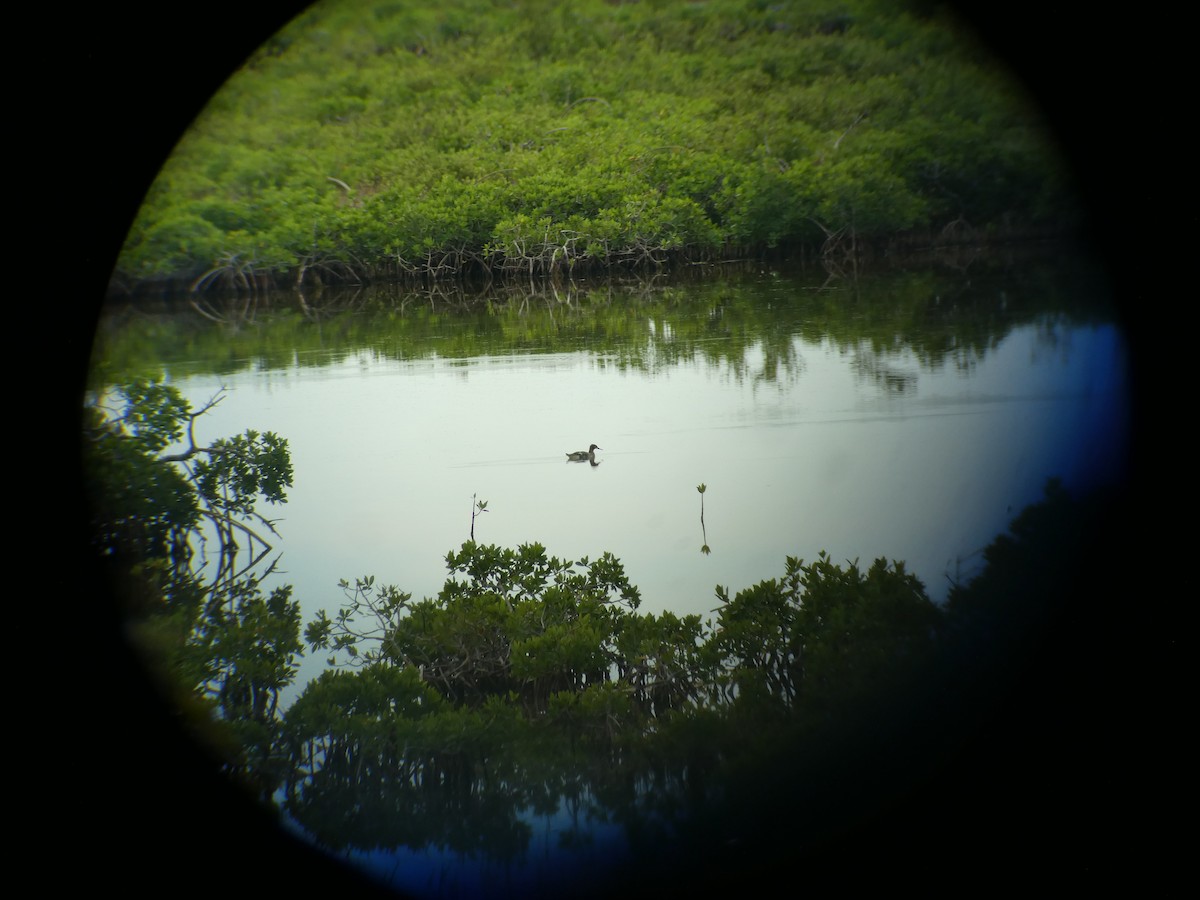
xmin=90 ymin=254 xmax=1131 ymax=896
xmin=93 ymin=258 xmax=1130 ymax=705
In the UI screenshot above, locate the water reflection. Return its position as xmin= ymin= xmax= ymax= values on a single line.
xmin=93 ymin=262 xmax=1129 ymax=686
xmin=89 ymin=255 xmax=1131 ymax=897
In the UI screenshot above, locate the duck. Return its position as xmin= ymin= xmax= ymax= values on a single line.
xmin=566 ymin=444 xmax=602 ymax=462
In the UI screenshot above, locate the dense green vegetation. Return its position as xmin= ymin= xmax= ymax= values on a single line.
xmin=113 ymin=0 xmax=1072 ymax=292
xmin=93 ymin=251 xmax=1107 ymax=396
xmin=84 ymin=373 xmax=1107 ymax=891
xmin=85 ymin=379 xmax=300 ymax=797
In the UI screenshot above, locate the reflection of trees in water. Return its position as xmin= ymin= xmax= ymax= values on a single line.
xmin=1030 ymin=314 xmax=1074 ymax=364
xmin=86 ymin=365 xmax=1126 ymax=891
xmin=279 ymin=493 xmax=1070 ymax=869
xmin=281 ymin=674 xmax=710 ymax=869
xmin=850 ymin=347 xmax=919 ymax=395
xmin=83 ymin=378 xmax=301 ymax=801
xmin=93 ymin=252 xmax=1108 ymax=394
xmin=276 ymin=477 xmax=1118 ymax=885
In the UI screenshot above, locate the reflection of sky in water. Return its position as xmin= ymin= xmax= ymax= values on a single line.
xmin=173 ymin=318 xmax=1130 ymax=705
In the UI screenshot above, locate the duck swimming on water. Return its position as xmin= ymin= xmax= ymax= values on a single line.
xmin=566 ymin=444 xmax=602 ymax=462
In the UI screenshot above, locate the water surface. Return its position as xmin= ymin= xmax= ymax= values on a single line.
xmin=93 ymin=256 xmax=1130 ymax=706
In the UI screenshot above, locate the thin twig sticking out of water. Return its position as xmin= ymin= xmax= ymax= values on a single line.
xmin=470 ymin=493 xmax=488 ymax=540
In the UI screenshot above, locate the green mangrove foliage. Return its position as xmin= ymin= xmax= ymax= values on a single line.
xmin=94 ymin=255 xmax=1105 ymax=394
xmin=83 ymin=378 xmax=299 ymax=798
xmin=114 ymin=0 xmax=1072 ymax=290
xmin=84 ymin=378 xmax=1101 ymax=868
xmin=287 ymin=537 xmax=946 ymax=851
xmin=282 ymin=478 xmax=1095 ymax=863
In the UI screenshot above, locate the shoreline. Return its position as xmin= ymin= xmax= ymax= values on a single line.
xmin=107 ymin=225 xmax=1083 ymax=301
